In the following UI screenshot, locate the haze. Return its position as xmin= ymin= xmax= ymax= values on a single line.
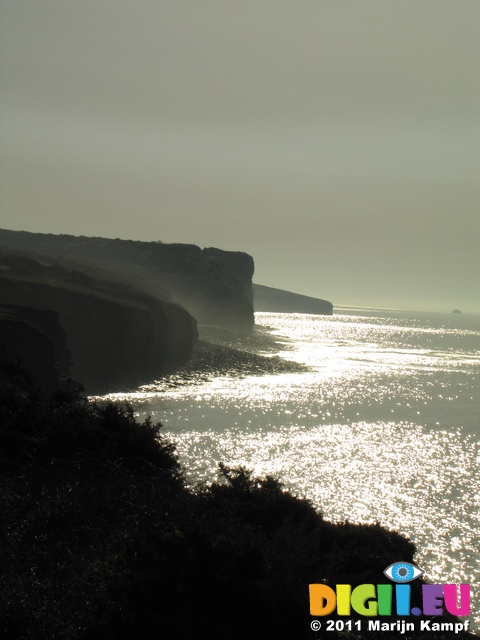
xmin=1 ymin=1 xmax=479 ymax=312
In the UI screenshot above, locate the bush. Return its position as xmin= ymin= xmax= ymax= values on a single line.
xmin=0 ymin=361 xmax=474 ymax=639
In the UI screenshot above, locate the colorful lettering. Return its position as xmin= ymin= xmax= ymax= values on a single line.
xmin=444 ymin=584 xmax=470 ymax=616
xmin=351 ymin=584 xmax=378 ymax=616
xmin=395 ymin=584 xmax=411 ymax=616
xmin=309 ymin=584 xmax=336 ymax=616
xmin=336 ymin=584 xmax=351 ymax=616
xmin=422 ymin=584 xmax=444 ymax=616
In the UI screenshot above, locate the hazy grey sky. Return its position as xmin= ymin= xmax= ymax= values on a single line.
xmin=1 ymin=1 xmax=479 ymax=312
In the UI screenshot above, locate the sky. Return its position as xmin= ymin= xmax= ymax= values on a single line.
xmin=1 ymin=1 xmax=479 ymax=313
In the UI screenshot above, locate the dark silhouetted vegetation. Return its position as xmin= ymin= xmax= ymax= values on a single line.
xmin=0 ymin=360 xmax=475 ymax=639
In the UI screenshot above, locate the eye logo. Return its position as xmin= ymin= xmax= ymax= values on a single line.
xmin=384 ymin=561 xmax=424 ymax=583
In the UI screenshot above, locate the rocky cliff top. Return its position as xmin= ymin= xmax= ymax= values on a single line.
xmin=0 ymin=229 xmax=255 ymax=333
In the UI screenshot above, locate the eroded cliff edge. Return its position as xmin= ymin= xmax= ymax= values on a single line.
xmin=0 ymin=305 xmax=70 ymax=396
xmin=0 ymin=229 xmax=255 ymax=334
xmin=0 ymin=252 xmax=197 ymax=394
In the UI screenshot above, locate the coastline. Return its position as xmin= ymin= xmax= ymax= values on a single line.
xmin=1 ymin=313 xmax=478 ymax=639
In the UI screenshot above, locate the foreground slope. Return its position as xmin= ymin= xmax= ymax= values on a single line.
xmin=1 ymin=363 xmax=473 ymax=640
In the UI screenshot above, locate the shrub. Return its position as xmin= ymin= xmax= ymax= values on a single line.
xmin=0 ymin=362 xmax=474 ymax=639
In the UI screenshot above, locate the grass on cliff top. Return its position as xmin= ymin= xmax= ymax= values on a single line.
xmin=0 ymin=251 xmax=165 ymax=312
xmin=0 ymin=357 xmax=474 ymax=640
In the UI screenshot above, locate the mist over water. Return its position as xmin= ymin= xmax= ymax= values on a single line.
xmin=102 ymin=309 xmax=480 ymax=629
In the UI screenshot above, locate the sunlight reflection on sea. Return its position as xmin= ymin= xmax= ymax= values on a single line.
xmin=100 ymin=310 xmax=480 ymax=630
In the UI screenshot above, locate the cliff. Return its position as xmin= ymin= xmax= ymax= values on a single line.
xmin=0 ymin=305 xmax=70 ymax=396
xmin=0 ymin=229 xmax=255 ymax=334
xmin=253 ymin=284 xmax=333 ymax=315
xmin=0 ymin=252 xmax=197 ymax=394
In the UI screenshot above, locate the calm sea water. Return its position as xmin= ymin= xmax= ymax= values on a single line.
xmin=102 ymin=308 xmax=480 ymax=629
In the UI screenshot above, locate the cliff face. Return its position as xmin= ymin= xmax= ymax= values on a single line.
xmin=0 ymin=229 xmax=255 ymax=334
xmin=0 ymin=305 xmax=70 ymax=396
xmin=253 ymin=284 xmax=333 ymax=315
xmin=0 ymin=252 xmax=197 ymax=394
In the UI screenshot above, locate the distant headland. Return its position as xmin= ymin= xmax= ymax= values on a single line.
xmin=253 ymin=283 xmax=333 ymax=315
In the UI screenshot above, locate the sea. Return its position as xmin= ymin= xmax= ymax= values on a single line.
xmin=100 ymin=308 xmax=480 ymax=630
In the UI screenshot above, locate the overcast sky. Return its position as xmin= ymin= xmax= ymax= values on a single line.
xmin=1 ymin=1 xmax=479 ymax=312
